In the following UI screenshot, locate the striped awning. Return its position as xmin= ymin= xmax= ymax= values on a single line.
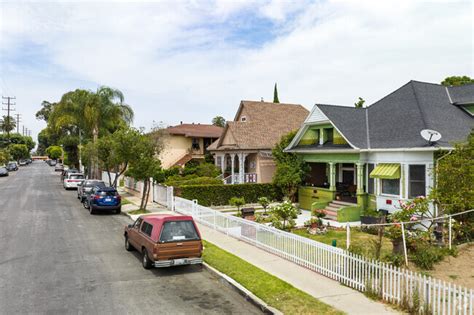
xmin=369 ymin=163 xmax=400 ymax=179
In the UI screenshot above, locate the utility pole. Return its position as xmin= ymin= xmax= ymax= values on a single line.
xmin=24 ymin=127 xmax=28 ymax=137
xmin=22 ymin=125 xmax=25 ymax=136
xmin=2 ymin=96 xmax=16 ymax=137
xmin=15 ymin=113 xmax=21 ymax=134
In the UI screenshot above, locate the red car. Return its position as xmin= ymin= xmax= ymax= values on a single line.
xmin=124 ymin=214 xmax=203 ymax=269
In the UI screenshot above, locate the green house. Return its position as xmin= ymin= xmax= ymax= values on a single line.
xmin=286 ymin=81 xmax=474 ymax=222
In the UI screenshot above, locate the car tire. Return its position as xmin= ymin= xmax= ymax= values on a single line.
xmin=125 ymin=236 xmax=133 ymax=251
xmin=83 ymin=200 xmax=90 ymax=209
xmin=89 ymin=205 xmax=95 ymax=215
xmin=115 ymin=207 xmax=121 ymax=215
xmin=142 ymin=249 xmax=152 ymax=269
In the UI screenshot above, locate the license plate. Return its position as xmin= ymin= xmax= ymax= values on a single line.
xmin=105 ymin=198 xmax=112 ymax=202
xmin=173 ymin=259 xmax=186 ymax=265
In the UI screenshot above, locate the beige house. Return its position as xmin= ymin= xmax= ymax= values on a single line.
xmin=159 ymin=123 xmax=223 ymax=169
xmin=208 ymin=100 xmax=309 ymax=184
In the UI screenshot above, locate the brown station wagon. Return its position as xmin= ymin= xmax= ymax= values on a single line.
xmin=124 ymin=214 xmax=203 ymax=269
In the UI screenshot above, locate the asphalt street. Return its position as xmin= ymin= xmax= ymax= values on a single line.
xmin=0 ymin=162 xmax=261 ymax=314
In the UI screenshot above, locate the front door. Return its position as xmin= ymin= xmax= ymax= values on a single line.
xmin=342 ymin=169 xmax=354 ymax=185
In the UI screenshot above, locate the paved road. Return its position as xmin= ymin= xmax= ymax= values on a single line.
xmin=0 ymin=162 xmax=260 ymax=314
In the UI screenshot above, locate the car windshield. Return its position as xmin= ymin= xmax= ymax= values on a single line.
xmin=86 ymin=181 xmax=105 ymax=187
xmin=98 ymin=190 xmax=117 ymax=197
xmin=160 ymin=221 xmax=199 ymax=243
xmin=70 ymin=174 xmax=84 ymax=179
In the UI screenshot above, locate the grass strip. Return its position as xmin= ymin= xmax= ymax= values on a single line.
xmin=202 ymin=240 xmax=343 ymax=315
xmin=121 ymin=198 xmax=132 ymax=205
xmin=127 ymin=209 xmax=151 ymax=215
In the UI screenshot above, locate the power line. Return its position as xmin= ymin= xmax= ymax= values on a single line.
xmin=2 ymin=96 xmax=16 ymax=137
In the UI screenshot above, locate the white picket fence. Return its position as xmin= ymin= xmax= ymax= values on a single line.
xmin=101 ymin=171 xmax=118 ymax=186
xmin=124 ymin=176 xmax=144 ymax=193
xmin=153 ymin=183 xmax=174 ymax=210
xmin=157 ymin=193 xmax=473 ymax=314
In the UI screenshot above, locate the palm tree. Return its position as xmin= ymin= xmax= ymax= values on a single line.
xmin=0 ymin=115 xmax=16 ymax=136
xmin=48 ymin=86 xmax=134 ymax=177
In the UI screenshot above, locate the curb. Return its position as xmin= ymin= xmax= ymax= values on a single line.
xmin=203 ymin=263 xmax=282 ymax=315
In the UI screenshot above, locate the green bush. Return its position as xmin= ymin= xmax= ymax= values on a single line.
xmin=175 ymin=183 xmax=283 ymax=206
xmin=411 ymin=245 xmax=453 ymax=270
xmin=383 ymin=253 xmax=404 ymax=267
xmin=166 ymin=175 xmax=222 ymax=186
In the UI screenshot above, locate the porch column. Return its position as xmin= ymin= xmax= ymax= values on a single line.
xmin=231 ymin=154 xmax=236 ymax=184
xmin=356 ymin=162 xmax=364 ymax=194
xmin=240 ymin=153 xmax=248 ymax=183
xmin=329 ymin=162 xmax=336 ymax=191
xmin=220 ymin=154 xmax=226 ymax=175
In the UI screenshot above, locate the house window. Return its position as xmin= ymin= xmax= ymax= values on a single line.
xmin=191 ymin=138 xmax=200 ymax=150
xmin=241 ymin=116 xmax=247 ymax=122
xmin=367 ymin=164 xmax=374 ymax=194
xmin=324 ymin=128 xmax=333 ymax=144
xmin=381 ymin=179 xmax=400 ymax=196
xmin=409 ymin=165 xmax=426 ymax=198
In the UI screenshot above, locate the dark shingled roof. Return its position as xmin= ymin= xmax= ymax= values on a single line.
xmin=447 ymin=84 xmax=474 ymax=104
xmin=315 ymin=81 xmax=473 ymax=149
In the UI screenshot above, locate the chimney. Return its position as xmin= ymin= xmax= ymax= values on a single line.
xmin=180 ymin=121 xmax=183 ymax=124
xmin=261 ymin=97 xmax=264 ymax=102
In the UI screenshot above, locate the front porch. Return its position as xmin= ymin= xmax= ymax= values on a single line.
xmin=299 ymin=160 xmax=367 ymax=222
xmin=214 ymin=152 xmax=258 ymax=184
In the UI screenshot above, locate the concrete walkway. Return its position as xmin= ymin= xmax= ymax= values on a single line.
xmin=120 ymin=194 xmax=399 ymax=314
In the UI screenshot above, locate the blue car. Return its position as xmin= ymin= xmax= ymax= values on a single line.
xmin=84 ymin=186 xmax=121 ymax=215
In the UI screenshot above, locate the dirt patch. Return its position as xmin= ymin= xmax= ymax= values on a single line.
xmin=428 ymin=243 xmax=474 ymax=289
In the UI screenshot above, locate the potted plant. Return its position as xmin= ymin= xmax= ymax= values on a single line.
xmin=305 ymin=217 xmax=321 ymax=229
xmin=360 ymin=208 xmax=382 ymax=225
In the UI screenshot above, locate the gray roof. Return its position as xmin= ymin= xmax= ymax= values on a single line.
xmin=447 ymin=84 xmax=474 ymax=104
xmin=314 ymin=81 xmax=473 ymax=149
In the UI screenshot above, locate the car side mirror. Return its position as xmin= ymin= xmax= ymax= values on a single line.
xmin=127 ymin=224 xmax=133 ymax=228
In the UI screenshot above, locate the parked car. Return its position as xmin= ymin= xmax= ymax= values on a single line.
xmin=124 ymin=215 xmax=203 ymax=269
xmin=19 ymin=159 xmax=28 ymax=166
xmin=63 ymin=173 xmax=85 ymax=189
xmin=6 ymin=162 xmax=18 ymax=171
xmin=0 ymin=166 xmax=8 ymax=176
xmin=84 ymin=186 xmax=121 ymax=214
xmin=55 ymin=164 xmax=64 ymax=172
xmin=49 ymin=160 xmax=57 ymax=166
xmin=61 ymin=168 xmax=79 ymax=182
xmin=77 ymin=180 xmax=106 ymax=201
xmin=26 ymin=159 xmax=32 ymax=164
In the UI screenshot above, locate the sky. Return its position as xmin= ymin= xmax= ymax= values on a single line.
xmin=0 ymin=0 xmax=472 ymax=144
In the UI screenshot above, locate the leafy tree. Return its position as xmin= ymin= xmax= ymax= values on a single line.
xmin=273 ymin=83 xmax=280 ymax=103
xmin=269 ymin=200 xmax=298 ymax=231
xmin=229 ymin=197 xmax=245 ymax=217
xmin=354 ymin=97 xmax=365 ymax=108
xmin=212 ymin=116 xmax=226 ymax=127
xmin=8 ymin=144 xmax=29 ymax=161
xmin=272 ymin=131 xmax=309 ymax=201
xmin=0 ymin=115 xmax=16 ymax=135
xmin=36 ymin=101 xmax=56 ymax=122
xmin=258 ymin=196 xmax=270 ymax=215
xmin=0 ymin=149 xmax=10 ymax=164
xmin=430 ymin=131 xmax=474 ymax=225
xmin=45 ymin=145 xmax=63 ymax=160
xmin=441 ymin=76 xmax=474 ymax=86
xmin=0 ymin=133 xmax=35 ymax=151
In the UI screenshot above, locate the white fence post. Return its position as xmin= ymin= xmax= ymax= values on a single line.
xmin=401 ymin=223 xmax=408 ymax=267
xmin=449 ymin=217 xmax=452 ymax=250
xmin=192 ymin=199 xmax=198 ymax=218
xmin=346 ymin=223 xmax=351 ymax=250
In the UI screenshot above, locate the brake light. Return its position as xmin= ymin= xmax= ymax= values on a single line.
xmin=94 ymin=195 xmax=100 ymax=200
xmin=117 ymin=195 xmax=121 ymax=201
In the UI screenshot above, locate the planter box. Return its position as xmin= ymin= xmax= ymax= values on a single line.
xmin=360 ymin=215 xmax=381 ymax=225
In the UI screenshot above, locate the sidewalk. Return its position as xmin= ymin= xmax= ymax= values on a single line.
xmin=121 ymin=195 xmax=399 ymax=314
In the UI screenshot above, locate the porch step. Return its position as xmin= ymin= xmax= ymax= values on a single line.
xmin=323 ymin=209 xmax=338 ymax=217
xmin=330 ymin=200 xmax=358 ymax=207
xmin=325 ymin=206 xmax=341 ymax=212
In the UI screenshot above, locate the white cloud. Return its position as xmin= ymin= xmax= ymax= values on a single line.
xmin=0 ymin=0 xmax=472 ymax=142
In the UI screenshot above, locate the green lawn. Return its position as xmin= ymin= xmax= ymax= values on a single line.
xmin=121 ymin=198 xmax=132 ymax=205
xmin=293 ymin=228 xmax=393 ymax=259
xmin=203 ymin=241 xmax=343 ymax=315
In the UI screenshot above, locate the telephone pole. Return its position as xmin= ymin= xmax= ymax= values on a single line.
xmin=15 ymin=113 xmax=21 ymax=134
xmin=2 ymin=96 xmax=16 ymax=137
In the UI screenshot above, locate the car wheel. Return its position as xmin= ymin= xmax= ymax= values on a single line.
xmin=115 ymin=207 xmax=121 ymax=215
xmin=142 ymin=249 xmax=152 ymax=269
xmin=83 ymin=200 xmax=90 ymax=209
xmin=89 ymin=205 xmax=95 ymax=215
xmin=125 ymin=236 xmax=133 ymax=251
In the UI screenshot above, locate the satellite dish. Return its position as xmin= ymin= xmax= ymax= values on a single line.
xmin=420 ymin=129 xmax=442 ymax=144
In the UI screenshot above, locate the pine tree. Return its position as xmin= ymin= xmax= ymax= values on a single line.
xmin=273 ymin=83 xmax=280 ymax=103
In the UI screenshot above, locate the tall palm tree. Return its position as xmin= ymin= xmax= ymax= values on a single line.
xmin=0 ymin=115 xmax=16 ymax=136
xmin=48 ymin=86 xmax=134 ymax=177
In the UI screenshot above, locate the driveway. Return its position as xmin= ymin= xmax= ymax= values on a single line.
xmin=0 ymin=162 xmax=261 ymax=314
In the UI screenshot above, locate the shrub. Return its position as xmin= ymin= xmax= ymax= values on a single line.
xmin=269 ymin=200 xmax=298 ymax=231
xmin=229 ymin=197 xmax=245 ymax=216
xmin=383 ymin=253 xmax=404 ymax=267
xmin=411 ymin=245 xmax=450 ymax=269
xmin=175 ymin=183 xmax=283 ymax=206
xmin=165 ymin=175 xmax=222 ymax=186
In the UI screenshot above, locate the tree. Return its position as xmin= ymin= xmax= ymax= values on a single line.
xmin=0 ymin=116 xmax=16 ymax=135
xmin=229 ymin=197 xmax=245 ymax=217
xmin=430 ymin=131 xmax=474 ymax=223
xmin=36 ymin=101 xmax=56 ymax=122
xmin=212 ymin=116 xmax=226 ymax=127
xmin=441 ymin=76 xmax=474 ymax=86
xmin=272 ymin=131 xmax=309 ymax=201
xmin=8 ymin=144 xmax=29 ymax=161
xmin=258 ymin=196 xmax=270 ymax=215
xmin=269 ymin=200 xmax=298 ymax=231
xmin=273 ymin=83 xmax=280 ymax=103
xmin=354 ymin=97 xmax=365 ymax=108
xmin=0 ymin=149 xmax=10 ymax=164
xmin=45 ymin=145 xmax=63 ymax=160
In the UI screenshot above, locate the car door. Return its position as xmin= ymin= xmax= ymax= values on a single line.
xmin=128 ymin=218 xmax=143 ymax=248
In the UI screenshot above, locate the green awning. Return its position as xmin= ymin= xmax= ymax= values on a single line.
xmin=369 ymin=163 xmax=400 ymax=179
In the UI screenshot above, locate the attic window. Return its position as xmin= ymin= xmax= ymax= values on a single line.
xmin=241 ymin=116 xmax=247 ymax=122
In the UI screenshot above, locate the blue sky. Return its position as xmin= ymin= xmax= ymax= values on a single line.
xmin=0 ymin=0 xmax=472 ymax=143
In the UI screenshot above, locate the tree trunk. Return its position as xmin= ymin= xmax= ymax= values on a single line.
xmin=92 ymin=127 xmax=100 ymax=179
xmin=140 ymin=179 xmax=149 ymax=210
xmin=143 ymin=179 xmax=151 ymax=211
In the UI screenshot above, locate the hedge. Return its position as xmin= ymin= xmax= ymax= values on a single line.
xmin=165 ymin=175 xmax=222 ymax=186
xmin=174 ymin=183 xmax=283 ymax=206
